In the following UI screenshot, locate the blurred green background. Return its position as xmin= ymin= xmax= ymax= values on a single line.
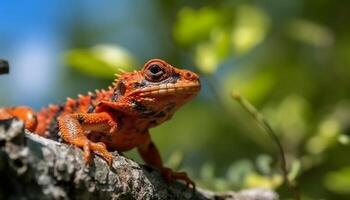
xmin=1 ymin=0 xmax=350 ymax=199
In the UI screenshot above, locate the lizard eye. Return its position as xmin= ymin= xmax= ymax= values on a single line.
xmin=149 ymin=64 xmax=162 ymax=75
xmin=145 ymin=63 xmax=166 ymax=82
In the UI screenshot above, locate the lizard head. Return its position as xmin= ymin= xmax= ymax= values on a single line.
xmin=102 ymin=59 xmax=200 ymax=120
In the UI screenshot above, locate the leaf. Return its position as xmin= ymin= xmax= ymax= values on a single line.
xmin=324 ymin=167 xmax=350 ymax=194
xmin=288 ymin=159 xmax=301 ymax=182
xmin=244 ymin=173 xmax=283 ymax=189
xmin=64 ymin=44 xmax=136 ymax=79
xmin=194 ymin=29 xmax=231 ymax=74
xmin=256 ymin=154 xmax=273 ymax=175
xmin=306 ymin=119 xmax=340 ymax=154
xmin=173 ymin=7 xmax=222 ymax=47
xmin=231 ymin=5 xmax=270 ymax=55
xmin=338 ymin=134 xmax=350 ymax=145
xmin=287 ymin=19 xmax=334 ymax=47
xmin=200 ymin=162 xmax=215 ymax=181
xmin=226 ymin=159 xmax=254 ymax=185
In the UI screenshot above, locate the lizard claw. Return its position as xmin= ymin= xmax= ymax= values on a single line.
xmin=82 ymin=141 xmax=113 ymax=166
xmin=109 ymin=125 xmax=118 ymax=134
xmin=108 ymin=120 xmax=118 ymax=134
xmin=161 ymin=167 xmax=196 ymax=191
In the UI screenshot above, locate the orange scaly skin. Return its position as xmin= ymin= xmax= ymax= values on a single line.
xmin=0 ymin=59 xmax=200 ymax=188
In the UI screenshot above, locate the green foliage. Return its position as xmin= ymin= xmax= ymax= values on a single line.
xmin=170 ymin=2 xmax=350 ymax=199
xmin=173 ymin=7 xmax=222 ymax=47
xmin=65 ymin=44 xmax=136 ymax=79
xmin=226 ymin=159 xmax=254 ymax=187
xmin=231 ymin=5 xmax=270 ymax=55
xmin=59 ymin=1 xmax=350 ymax=199
xmin=174 ymin=4 xmax=270 ymax=75
xmin=198 ymin=155 xmax=283 ymax=192
xmin=194 ymin=29 xmax=231 ymax=74
xmin=287 ymin=19 xmax=334 ymax=47
xmin=324 ymin=167 xmax=350 ymax=194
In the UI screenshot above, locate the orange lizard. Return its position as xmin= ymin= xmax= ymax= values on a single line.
xmin=0 ymin=59 xmax=200 ymax=187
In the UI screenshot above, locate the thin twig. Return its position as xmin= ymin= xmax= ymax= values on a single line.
xmin=231 ymin=91 xmax=300 ymax=200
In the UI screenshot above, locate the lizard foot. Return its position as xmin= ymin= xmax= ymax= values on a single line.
xmin=161 ymin=167 xmax=196 ymax=190
xmin=82 ymin=141 xmax=113 ymax=166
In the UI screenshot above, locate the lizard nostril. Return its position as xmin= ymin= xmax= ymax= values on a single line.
xmin=184 ymin=71 xmax=198 ymax=81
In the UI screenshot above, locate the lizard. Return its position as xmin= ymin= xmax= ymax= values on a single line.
xmin=0 ymin=59 xmax=200 ymax=188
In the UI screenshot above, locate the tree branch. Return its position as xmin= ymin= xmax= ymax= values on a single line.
xmin=0 ymin=119 xmax=278 ymax=200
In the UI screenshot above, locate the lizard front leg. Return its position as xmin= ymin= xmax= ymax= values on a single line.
xmin=0 ymin=106 xmax=37 ymax=132
xmin=137 ymin=135 xmax=195 ymax=189
xmin=58 ymin=112 xmax=117 ymax=165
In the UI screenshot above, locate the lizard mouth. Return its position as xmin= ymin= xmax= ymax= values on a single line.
xmin=133 ymin=81 xmax=200 ymax=97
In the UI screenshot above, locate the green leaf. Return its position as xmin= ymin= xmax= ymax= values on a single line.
xmin=173 ymin=7 xmax=222 ymax=47
xmin=231 ymin=5 xmax=270 ymax=55
xmin=226 ymin=159 xmax=254 ymax=185
xmin=306 ymin=119 xmax=340 ymax=154
xmin=256 ymin=154 xmax=273 ymax=175
xmin=195 ymin=29 xmax=231 ymax=74
xmin=64 ymin=44 xmax=136 ymax=79
xmin=288 ymin=159 xmax=301 ymax=181
xmin=200 ymin=162 xmax=215 ymax=181
xmin=287 ymin=19 xmax=334 ymax=47
xmin=338 ymin=134 xmax=350 ymax=145
xmin=324 ymin=167 xmax=350 ymax=194
xmin=244 ymin=173 xmax=283 ymax=189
